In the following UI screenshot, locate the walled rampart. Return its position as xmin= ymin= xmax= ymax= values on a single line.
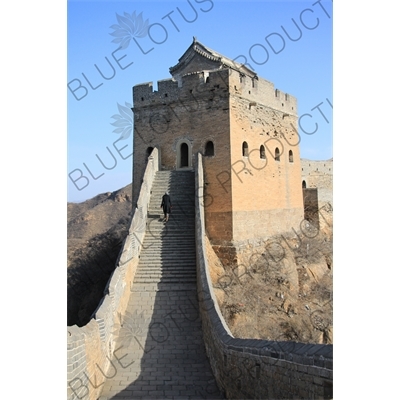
xmin=195 ymin=153 xmax=333 ymax=399
xmin=301 ymin=159 xmax=332 ymax=205
xmin=301 ymin=159 xmax=333 ymax=231
xmin=67 ymin=149 xmax=159 ymax=400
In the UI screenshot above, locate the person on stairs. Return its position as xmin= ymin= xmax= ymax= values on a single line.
xmin=161 ymin=192 xmax=172 ymax=222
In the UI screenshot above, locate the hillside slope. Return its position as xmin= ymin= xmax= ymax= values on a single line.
xmin=67 ymin=184 xmax=132 ymax=326
xmin=209 ymin=224 xmax=333 ymax=344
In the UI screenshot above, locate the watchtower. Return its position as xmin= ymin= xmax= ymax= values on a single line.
xmin=132 ymin=38 xmax=304 ymax=265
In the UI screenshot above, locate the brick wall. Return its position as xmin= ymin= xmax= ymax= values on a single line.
xmin=228 ymin=71 xmax=304 ymax=243
xmin=195 ymin=153 xmax=333 ymax=399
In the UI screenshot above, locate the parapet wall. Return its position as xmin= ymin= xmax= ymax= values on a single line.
xmin=67 ymin=149 xmax=159 ymax=400
xmin=133 ymin=68 xmax=297 ymax=115
xmin=195 ymin=153 xmax=333 ymax=399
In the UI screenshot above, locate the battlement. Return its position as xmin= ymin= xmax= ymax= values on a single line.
xmin=228 ymin=69 xmax=297 ymax=115
xmin=133 ymin=69 xmax=230 ymax=106
xmin=133 ymin=68 xmax=297 ymax=114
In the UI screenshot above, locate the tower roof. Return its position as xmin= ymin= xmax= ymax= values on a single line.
xmin=169 ymin=37 xmax=257 ymax=80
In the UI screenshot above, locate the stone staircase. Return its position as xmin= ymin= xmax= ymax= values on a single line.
xmin=132 ymin=170 xmax=197 ymax=288
xmin=98 ymin=170 xmax=224 ymax=399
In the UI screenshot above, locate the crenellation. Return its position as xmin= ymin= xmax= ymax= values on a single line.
xmin=133 ymin=69 xmax=231 ymax=110
xmin=229 ymin=70 xmax=297 ymax=115
xmin=132 ymin=82 xmax=154 ymax=104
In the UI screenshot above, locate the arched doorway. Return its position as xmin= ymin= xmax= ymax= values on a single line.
xmin=180 ymin=143 xmax=189 ymax=167
xmin=176 ymin=139 xmax=192 ymax=169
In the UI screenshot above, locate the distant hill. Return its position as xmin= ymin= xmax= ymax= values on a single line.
xmin=67 ymin=184 xmax=132 ymax=326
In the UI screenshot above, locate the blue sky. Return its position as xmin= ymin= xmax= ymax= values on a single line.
xmin=67 ymin=0 xmax=332 ymax=202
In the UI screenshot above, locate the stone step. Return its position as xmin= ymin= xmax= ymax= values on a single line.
xmin=148 ymin=209 xmax=194 ymax=213
xmin=138 ymin=256 xmax=195 ymax=261
xmin=136 ymin=265 xmax=195 ymax=270
xmin=141 ymin=238 xmax=195 ymax=243
xmin=142 ymin=234 xmax=195 ymax=239
xmin=139 ymin=250 xmax=196 ymax=255
xmin=132 ymin=170 xmax=196 ymax=287
xmin=136 ymin=271 xmax=196 ymax=276
xmin=151 ymin=185 xmax=195 ymax=188
xmin=142 ymin=235 xmax=195 ymax=240
xmin=138 ymin=256 xmax=196 ymax=261
xmin=140 ymin=241 xmax=195 ymax=246
xmin=141 ymin=247 xmax=195 ymax=252
xmin=143 ymin=230 xmax=195 ymax=234
xmin=137 ymin=262 xmax=195 ymax=267
xmin=151 ymin=187 xmax=194 ymax=191
xmin=141 ymin=236 xmax=195 ymax=241
xmin=146 ymin=220 xmax=194 ymax=223
xmin=135 ymin=269 xmax=196 ymax=275
xmin=136 ymin=264 xmax=195 ymax=269
xmin=130 ymin=282 xmax=197 ymax=292
xmin=139 ymin=243 xmax=195 ymax=248
xmin=146 ymin=212 xmax=194 ymax=216
xmin=134 ymin=278 xmax=197 ymax=284
xmin=134 ymin=271 xmax=196 ymax=276
xmin=151 ymin=186 xmax=194 ymax=190
xmin=135 ymin=277 xmax=196 ymax=281
xmin=138 ymin=259 xmax=195 ymax=263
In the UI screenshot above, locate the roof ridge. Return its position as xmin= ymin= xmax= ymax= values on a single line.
xmin=169 ymin=38 xmax=257 ymax=78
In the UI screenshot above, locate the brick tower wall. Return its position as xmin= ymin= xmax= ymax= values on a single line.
xmin=227 ymin=70 xmax=304 ymax=244
xmin=132 ymin=66 xmax=305 ymax=259
xmin=132 ymin=69 xmax=234 ymax=241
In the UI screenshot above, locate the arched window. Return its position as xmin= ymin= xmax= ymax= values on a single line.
xmin=289 ymin=150 xmax=293 ymax=163
xmin=205 ymin=141 xmax=214 ymax=156
xmin=275 ymin=147 xmax=280 ymax=161
xmin=260 ymin=145 xmax=266 ymax=159
xmin=302 ymin=180 xmax=307 ymax=189
xmin=176 ymin=139 xmax=192 ymax=169
xmin=180 ymin=143 xmax=189 ymax=167
xmin=242 ymin=142 xmax=249 ymax=157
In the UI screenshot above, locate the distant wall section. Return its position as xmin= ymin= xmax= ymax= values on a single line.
xmin=301 ymin=159 xmax=333 ymax=230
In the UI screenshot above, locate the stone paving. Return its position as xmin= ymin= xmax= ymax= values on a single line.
xmin=98 ymin=284 xmax=223 ymax=399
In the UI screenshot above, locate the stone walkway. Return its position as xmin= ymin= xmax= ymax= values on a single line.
xmin=98 ymin=171 xmax=224 ymax=399
xmin=98 ymin=284 xmax=223 ymax=399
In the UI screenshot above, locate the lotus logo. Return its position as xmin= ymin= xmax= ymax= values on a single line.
xmin=111 ymin=102 xmax=133 ymax=140
xmin=112 ymin=309 xmax=152 ymax=347
xmin=110 ymin=12 xmax=149 ymax=49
